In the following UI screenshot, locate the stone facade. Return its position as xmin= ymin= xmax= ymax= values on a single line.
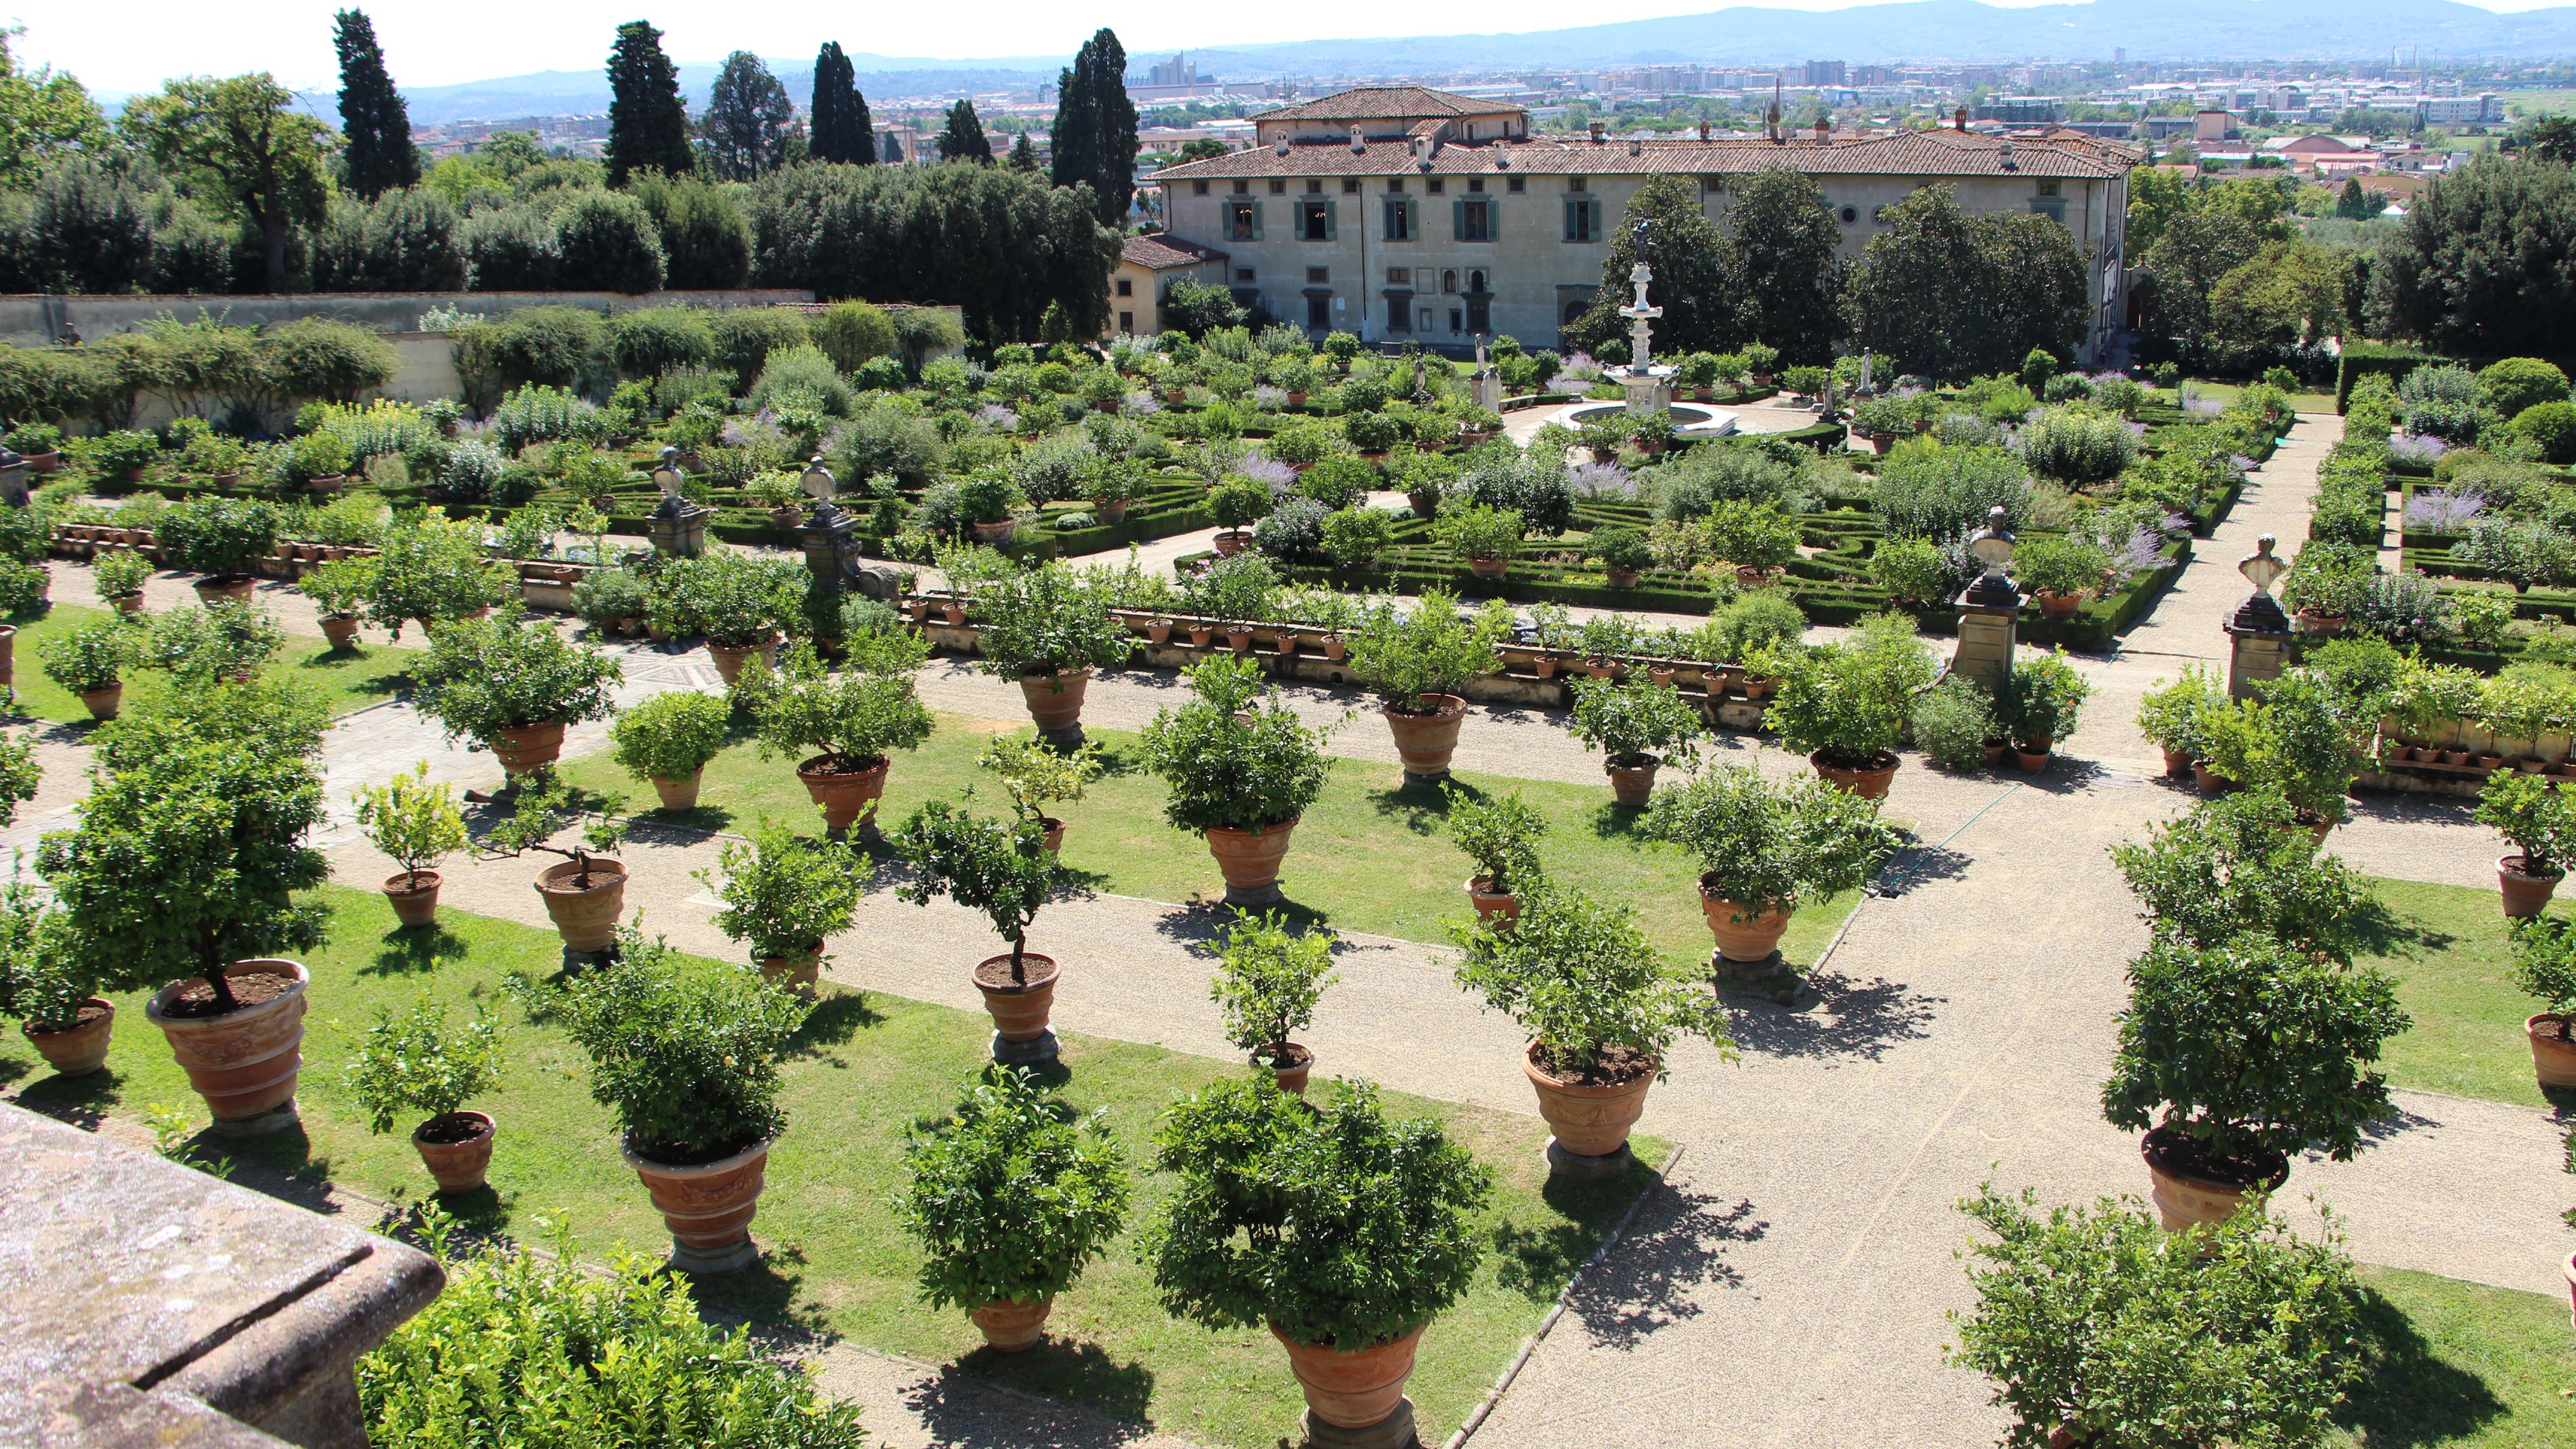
xmin=1152 ymin=86 xmax=2136 ymax=362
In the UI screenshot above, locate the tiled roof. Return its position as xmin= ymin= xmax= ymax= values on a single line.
xmin=1251 ymin=86 xmax=1506 ymax=122
xmin=1152 ymin=127 xmax=2137 ymax=183
xmin=1121 ymin=234 xmax=1227 ymax=270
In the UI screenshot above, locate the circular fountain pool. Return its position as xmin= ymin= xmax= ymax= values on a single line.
xmin=1559 ymin=401 xmax=1737 ymax=437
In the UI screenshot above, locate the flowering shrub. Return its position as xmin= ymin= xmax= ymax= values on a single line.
xmin=2405 ymin=488 xmax=2486 ymax=533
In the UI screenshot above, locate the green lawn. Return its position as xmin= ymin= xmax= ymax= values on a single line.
xmin=561 ymin=710 xmax=1858 ymax=971
xmin=2355 ymin=877 xmax=2563 ymax=1108
xmin=7 ymin=603 xmax=414 ymax=724
xmin=0 ymin=886 xmax=1667 ymax=1449
xmin=2183 ymin=379 xmax=2340 ymax=418
xmin=2329 ymin=1265 xmax=2576 ymax=1448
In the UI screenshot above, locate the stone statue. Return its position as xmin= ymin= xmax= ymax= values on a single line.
xmin=2229 ymin=534 xmax=2291 ymax=635
xmin=2238 ymin=534 xmax=2286 ymax=596
xmin=1855 ymin=349 xmax=1875 ymax=397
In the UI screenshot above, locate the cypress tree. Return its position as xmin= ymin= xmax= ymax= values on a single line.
xmin=1049 ymin=28 xmax=1136 ymax=227
xmin=604 ymin=19 xmax=692 ymax=186
xmin=332 ymin=9 xmax=417 ymax=199
xmin=810 ymin=41 xmax=876 ymax=165
xmin=938 ymin=100 xmax=993 ymax=163
xmin=1007 ymin=132 xmax=1038 ymax=172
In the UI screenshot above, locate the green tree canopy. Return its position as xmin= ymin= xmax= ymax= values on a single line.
xmin=121 ymin=73 xmax=331 ymax=291
xmin=807 ymin=42 xmax=875 ymax=165
xmin=1566 ymin=177 xmax=1734 ymax=356
xmin=332 ymin=9 xmax=417 ymax=198
xmin=698 ymin=51 xmax=792 ymax=181
xmin=2367 ymin=154 xmax=2576 ymax=358
xmin=604 ymin=19 xmax=692 ymax=186
xmin=0 ymin=27 xmax=109 ymax=191
xmin=938 ymin=99 xmax=993 ymax=163
xmin=1841 ymin=183 xmax=2086 ymax=382
xmin=1049 ymin=28 xmax=1137 ymax=226
xmin=1726 ymin=165 xmax=1844 ymax=363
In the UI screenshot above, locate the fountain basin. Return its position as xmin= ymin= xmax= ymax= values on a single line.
xmin=1562 ymin=401 xmax=1737 ymax=437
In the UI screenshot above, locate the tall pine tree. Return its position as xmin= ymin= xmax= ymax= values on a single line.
xmin=604 ymin=19 xmax=692 ymax=186
xmin=809 ymin=41 xmax=875 ymax=165
xmin=698 ymin=51 xmax=792 ymax=180
xmin=1007 ymin=132 xmax=1038 ymax=172
xmin=1049 ymin=28 xmax=1137 ymax=227
xmin=938 ymin=100 xmax=993 ymax=162
xmin=332 ymin=9 xmax=416 ymax=198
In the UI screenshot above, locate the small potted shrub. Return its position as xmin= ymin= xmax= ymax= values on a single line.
xmin=894 ymin=801 xmax=1062 ymax=1061
xmin=956 ymin=471 xmax=1025 ymax=545
xmin=1573 ymin=611 xmax=1641 ymax=679
xmin=367 ymin=517 xmax=512 ymax=640
xmin=1445 ymin=785 xmax=1546 ymax=924
xmin=1949 ymin=1186 xmax=2366 ymax=1448
xmin=2509 ymin=915 xmax=2576 ymax=1089
xmin=541 ymin=925 xmax=807 ymax=1272
xmin=1910 ymin=674 xmax=1999 ymax=772
xmin=39 ymin=616 xmax=132 ymax=720
xmin=1346 ymin=590 xmax=1502 ymax=786
xmin=2475 ymin=768 xmax=2576 ymax=918
xmin=2135 ymin=665 xmax=2225 ymax=777
xmin=978 ymin=730 xmax=1103 ymax=853
xmin=1995 ymin=649 xmax=2092 ymax=771
xmin=84 ymin=429 xmax=162 ymax=484
xmin=1589 ymin=525 xmax=1652 ymax=587
xmin=2221 ymin=674 xmax=2362 ymax=837
xmin=346 ymin=995 xmax=505 ymax=1193
xmin=1431 ymin=504 xmax=1525 ymax=581
xmin=1210 ymin=909 xmax=1339 ymax=1092
xmin=1567 ymin=675 xmax=1703 ymax=804
xmin=699 ymin=823 xmax=867 ymax=994
xmin=1644 ymin=764 xmax=1902 ymax=970
xmin=1765 ymin=619 xmax=1936 ymax=800
xmin=92 ymin=547 xmax=154 ymax=617
xmin=155 ymin=496 xmax=281 ymax=602
xmin=893 ymin=1067 xmax=1131 ymax=1353
xmin=1206 ymin=476 xmax=1272 ymax=554
xmin=0 ymin=887 xmax=112 ymax=1077
xmin=479 ymin=773 xmax=631 ymax=953
xmin=976 ymin=561 xmax=1131 ymax=742
xmin=572 ymin=566 xmax=654 ymax=636
xmin=1703 ymin=500 xmax=1801 ymax=587
xmin=352 ymin=762 xmax=470 ymax=927
xmin=1449 ymin=883 xmax=1728 ymax=1173
xmin=653 ymin=552 xmax=804 ymax=683
xmin=751 ymin=642 xmax=935 ymax=835
xmin=2109 ymin=792 xmax=2372 ymax=962
xmin=2010 ymin=533 xmax=2111 ymax=618
xmin=610 ymin=689 xmax=733 ymax=812
xmin=137 ymin=600 xmax=284 ymax=684
xmin=1140 ymin=654 xmax=1331 ymax=906
xmin=1141 ymin=1079 xmax=1491 ymax=1440
xmin=411 ymin=607 xmax=623 ymax=777
xmin=2101 ymin=935 xmax=2408 ymax=1231
xmin=7 ymin=421 xmax=63 ymax=471
xmin=297 ymin=555 xmax=376 ymax=649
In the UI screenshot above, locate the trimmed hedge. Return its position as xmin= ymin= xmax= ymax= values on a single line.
xmin=2337 ymin=343 xmax=2449 ymax=415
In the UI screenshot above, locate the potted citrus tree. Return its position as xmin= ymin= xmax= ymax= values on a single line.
xmin=367 ymin=515 xmax=511 ymax=640
xmin=1140 ymin=654 xmax=1330 ymax=906
xmin=297 ymin=555 xmax=375 ymax=650
xmin=1210 ymin=909 xmax=1339 ymax=1093
xmin=2109 ymin=792 xmax=2373 ymax=963
xmin=2475 ymin=768 xmax=2575 ymax=918
xmin=698 ymin=823 xmax=868 ymax=994
xmin=411 ymin=606 xmax=624 ymax=778
xmin=894 ymin=801 xmax=1063 ymax=1062
xmin=891 ymin=1066 xmax=1130 ymax=1353
xmin=653 ymin=552 xmax=804 ymax=684
xmin=2100 ymin=934 xmax=2408 ymax=1231
xmin=976 ymin=561 xmax=1132 ymax=742
xmin=1448 ymin=882 xmax=1730 ymax=1173
xmin=541 ymin=925 xmax=808 ymax=1273
xmin=1567 ymin=675 xmax=1704 ymax=804
xmin=93 ymin=546 xmax=154 ymax=617
xmin=2010 ymin=533 xmax=2111 ymax=619
xmin=610 ymin=689 xmax=733 ymax=813
xmin=751 ymin=642 xmax=935 ymax=836
xmin=1445 ymin=785 xmax=1546 ymax=924
xmin=2508 ymin=915 xmax=2576 ymax=1089
xmin=1431 ymin=504 xmax=1525 ymax=581
xmin=38 ymin=616 xmax=132 ymax=721
xmin=1141 ymin=1078 xmax=1490 ymax=1444
xmin=352 ymin=762 xmax=470 ymax=928
xmin=1995 ymin=649 xmax=2092 ymax=771
xmin=977 ymin=730 xmax=1103 ymax=853
xmin=1345 ymin=589 xmax=1502 ymax=786
xmin=2135 ymin=665 xmax=2225 ymax=777
xmin=346 ymin=996 xmax=505 ymax=1194
xmin=1644 ymin=764 xmax=1903 ymax=972
xmin=1765 ymin=619 xmax=1936 ymax=800
xmin=0 ymin=885 xmax=112 ymax=1078
xmin=479 ymin=772 xmax=631 ymax=954
xmin=155 ymin=496 xmax=280 ymax=603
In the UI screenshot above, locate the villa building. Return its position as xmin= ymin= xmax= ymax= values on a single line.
xmin=1146 ymin=85 xmax=2139 ymax=361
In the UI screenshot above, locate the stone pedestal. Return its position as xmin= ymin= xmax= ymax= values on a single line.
xmin=2226 ymin=619 xmax=2295 ymax=699
xmin=1545 ymin=1138 xmax=1638 ymax=1181
xmin=1951 ymin=601 xmax=2021 ymax=692
xmin=991 ymin=1028 xmax=1061 ymax=1067
xmin=647 ymin=504 xmax=711 ymax=558
xmin=1619 ymin=371 xmax=1674 ymax=418
xmin=1304 ymin=1398 xmax=1420 ymax=1449
xmin=1711 ymin=947 xmax=1802 ymax=1006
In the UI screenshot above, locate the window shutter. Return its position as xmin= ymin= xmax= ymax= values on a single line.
xmin=1562 ymin=198 xmax=1578 ymax=241
xmin=1588 ymin=199 xmax=1603 ymax=239
xmin=1453 ymin=199 xmax=1465 ymax=240
xmin=1405 ymin=198 xmax=1418 ymax=240
xmin=1485 ymin=200 xmax=1498 ymax=239
xmin=1325 ymin=200 xmax=1338 ymax=241
xmin=1251 ymin=201 xmax=1264 ymax=240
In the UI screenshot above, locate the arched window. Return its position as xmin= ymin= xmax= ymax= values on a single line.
xmin=1562 ymin=299 xmax=1587 ymax=325
xmin=1468 ymin=269 xmax=1486 ymax=294
xmin=1442 ymin=269 xmax=1458 ymax=294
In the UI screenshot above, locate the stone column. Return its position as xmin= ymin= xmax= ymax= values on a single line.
xmin=2224 ymin=535 xmax=2294 ymax=701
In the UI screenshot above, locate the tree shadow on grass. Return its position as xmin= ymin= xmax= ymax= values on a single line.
xmin=1585 ymin=799 xmax=1653 ymax=842
xmin=957 ymin=1339 xmax=1158 ymax=1430
xmin=694 ymin=1243 xmax=833 ymax=1336
xmin=2330 ymin=1284 xmax=2507 ymax=1448
xmin=366 ymin=922 xmax=473 ymax=976
xmin=1368 ymin=779 xmax=1474 ymax=836
xmin=1492 ymin=1156 xmax=1669 ymax=1301
xmin=2348 ymin=896 xmax=2450 ymax=960
xmin=789 ymin=988 xmax=885 ymax=1057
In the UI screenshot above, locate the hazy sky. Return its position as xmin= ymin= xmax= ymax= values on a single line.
xmin=13 ymin=0 xmax=2563 ymax=95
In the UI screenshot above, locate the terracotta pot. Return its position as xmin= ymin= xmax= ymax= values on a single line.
xmin=383 ymin=871 xmax=442 ymax=929
xmin=1225 ymin=626 xmax=1254 ymax=654
xmin=971 ymin=1296 xmax=1055 ymax=1352
xmin=1606 ymin=567 xmax=1641 ymax=588
xmin=798 ymin=754 xmax=891 ymax=835
xmin=1700 ymin=890 xmax=1791 ymax=964
xmin=942 ymin=601 xmax=966 ymax=625
xmin=1465 ymin=877 xmax=1521 ymax=926
xmin=306 ymin=474 xmax=346 ymax=497
xmin=2499 ymin=855 xmax=2563 ymax=919
xmin=489 ymin=719 xmax=568 ymax=777
xmin=1523 ymin=1042 xmax=1655 ymax=1158
xmin=2565 ymin=1251 xmax=2576 ymax=1333
xmin=193 ymin=576 xmax=255 ymax=604
xmin=1577 ymin=659 xmax=1622 ymax=681
xmin=969 ymin=518 xmax=1018 ymax=545
xmin=1040 ymin=815 xmax=1066 ymax=855
xmin=1145 ymin=620 xmax=1173 ymax=644
xmin=1606 ymin=757 xmax=1659 ymax=806
xmin=2191 ymin=760 xmax=2226 ymax=792
xmin=1212 ymin=529 xmax=1251 ymax=557
xmin=1206 ymin=819 xmax=1298 ymax=900
xmin=1267 ymin=1043 xmax=1315 ymax=1095
xmin=1383 ymin=695 xmax=1468 ymax=780
xmin=146 ymin=959 xmax=309 ymax=1132
xmin=1272 ymin=628 xmax=1302 ymax=657
xmin=2015 ymin=748 xmax=2051 ymax=772
xmin=2032 ymin=590 xmax=2083 ymax=619
xmin=623 ymin=1133 xmax=774 ymax=1273
xmin=1527 ymin=653 xmax=1557 ymax=679
xmin=22 ymin=997 xmax=114 ymax=1076
xmin=1811 ymin=749 xmax=1898 ymax=801
xmin=23 ymin=449 xmax=57 ymax=472
xmin=1019 ymin=668 xmax=1091 ymax=733
xmin=1322 ymin=635 xmax=1348 ymax=662
xmin=1468 ymin=555 xmax=1510 ymax=579
xmin=759 ymin=942 xmax=823 ymax=995
xmin=1187 ymin=623 xmax=1215 ymax=648
xmin=2528 ymin=1013 xmax=2576 ymax=1089
xmin=976 ymin=953 xmax=1060 ymax=1043
xmin=110 ymin=591 xmax=145 ymax=616
xmin=638 ymin=771 xmax=701 ymax=812
xmin=706 ymin=633 xmax=782 ymax=685
xmin=76 ymin=683 xmax=122 ymax=721
xmin=1098 ymin=499 xmax=1130 ymax=524
xmin=534 ymin=858 xmax=628 ymax=952
xmin=2159 ymin=745 xmax=2191 ymax=777
xmin=413 ymin=1110 xmax=496 ymax=1193
xmin=2139 ymin=1128 xmax=2286 ymax=1234
xmin=1271 ymin=1323 xmax=1425 ymax=1430
xmin=320 ymin=615 xmax=361 ymax=648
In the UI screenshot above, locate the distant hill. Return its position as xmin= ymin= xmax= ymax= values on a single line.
xmin=368 ymin=0 xmax=2576 ymax=125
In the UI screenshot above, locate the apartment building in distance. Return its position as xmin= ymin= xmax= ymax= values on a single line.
xmin=1149 ymin=86 xmax=2138 ymax=361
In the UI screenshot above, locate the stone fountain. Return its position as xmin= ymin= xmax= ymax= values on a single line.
xmin=1609 ymin=260 xmax=1676 ymax=419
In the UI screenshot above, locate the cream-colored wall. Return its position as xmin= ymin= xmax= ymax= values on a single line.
xmin=1103 ymin=259 xmax=1224 ymax=338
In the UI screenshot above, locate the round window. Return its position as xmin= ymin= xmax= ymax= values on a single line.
xmin=1840 ymin=206 xmax=1859 ymax=224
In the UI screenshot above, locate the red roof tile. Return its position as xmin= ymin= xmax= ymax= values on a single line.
xmin=1155 ymin=127 xmax=2135 ymax=183
xmin=1121 ymin=234 xmax=1228 ymax=270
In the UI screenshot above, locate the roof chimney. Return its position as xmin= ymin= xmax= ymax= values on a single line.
xmin=1589 ymin=122 xmax=1605 ymax=145
xmin=1815 ymin=118 xmax=1830 ymax=141
xmin=1954 ymin=106 xmax=1968 ymax=132
xmin=1629 ymin=134 xmax=1643 ymax=156
xmin=1349 ymin=124 xmax=1365 ymax=154
xmin=1274 ymin=134 xmax=1289 ymax=157
xmin=1698 ymin=121 xmax=1711 ymax=141
xmin=1999 ymin=137 xmax=2017 ymax=169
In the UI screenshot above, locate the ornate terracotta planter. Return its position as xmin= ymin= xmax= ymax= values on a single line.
xmin=2032 ymin=590 xmax=2083 ymax=619
xmin=194 ymin=576 xmax=256 ymax=604
xmin=413 ymin=1110 xmax=496 ymax=1193
xmin=1700 ymin=890 xmax=1790 ymax=963
xmin=1468 ymin=555 xmax=1510 ymax=579
xmin=976 ymin=953 xmax=1059 ymax=1043
xmin=76 ymin=683 xmax=122 ymax=721
xmin=384 ymin=870 xmax=442 ymax=929
xmin=971 ymin=1296 xmax=1055 ymax=1352
xmin=320 ymin=615 xmax=361 ymax=648
xmin=1212 ymin=529 xmax=1251 ymax=556
xmin=1811 ymin=749 xmax=1898 ymax=801
xmin=145 ymin=959 xmax=309 ymax=1134
xmin=535 ymin=859 xmax=628 ymax=952
xmin=623 ymin=1133 xmax=774 ymax=1273
xmin=1206 ymin=819 xmax=1298 ymax=904
xmin=652 ymin=771 xmax=704 ymax=812
xmin=2528 ymin=1013 xmax=2576 ymax=1089
xmin=1465 ymin=877 xmax=1520 ymax=926
xmin=1040 ymin=815 xmax=1067 ymax=854
xmin=1606 ymin=568 xmax=1641 ymax=588
xmin=1606 ymin=757 xmax=1658 ymax=806
xmin=22 ymin=997 xmax=114 ymax=1076
xmin=969 ymin=518 xmax=1018 ymax=545
xmin=1523 ymin=1043 xmax=1655 ymax=1161
xmin=2139 ymin=1127 xmax=2286 ymax=1234
xmin=489 ymin=719 xmax=568 ymax=777
xmin=1097 ymin=499 xmax=1130 ymax=524
xmin=706 ymin=633 xmax=782 ymax=686
xmin=1383 ymin=694 xmax=1468 ymax=782
xmin=798 ymin=754 xmax=891 ymax=835
xmin=2500 ymin=855 xmax=2563 ymax=919
xmin=1271 ymin=1324 xmax=1425 ymax=1430
xmin=760 ymin=941 xmax=824 ymax=995
xmin=1018 ymin=668 xmax=1091 ymax=733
